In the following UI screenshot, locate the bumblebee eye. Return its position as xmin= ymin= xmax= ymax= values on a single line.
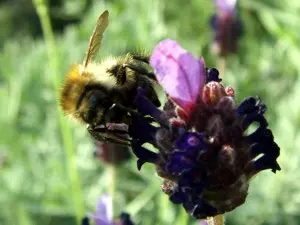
xmin=88 ymin=91 xmax=112 ymax=110
xmin=88 ymin=94 xmax=98 ymax=108
xmin=84 ymin=90 xmax=113 ymax=124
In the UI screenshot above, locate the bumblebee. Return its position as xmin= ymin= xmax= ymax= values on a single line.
xmin=60 ymin=10 xmax=160 ymax=144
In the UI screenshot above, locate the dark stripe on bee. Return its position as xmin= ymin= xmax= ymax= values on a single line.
xmin=106 ymin=65 xmax=127 ymax=85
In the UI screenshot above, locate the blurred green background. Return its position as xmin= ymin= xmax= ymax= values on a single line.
xmin=1 ymin=0 xmax=300 ymax=224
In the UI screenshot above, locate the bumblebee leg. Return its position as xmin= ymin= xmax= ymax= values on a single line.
xmin=104 ymin=137 xmax=132 ymax=146
xmin=108 ymin=103 xmax=157 ymax=125
xmin=122 ymin=62 xmax=156 ymax=81
xmin=108 ymin=92 xmax=163 ymax=127
xmin=108 ymin=103 xmax=139 ymax=116
xmin=88 ymin=126 xmax=132 ymax=146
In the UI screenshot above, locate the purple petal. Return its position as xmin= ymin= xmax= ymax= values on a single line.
xmin=216 ymin=0 xmax=237 ymax=13
xmin=150 ymin=39 xmax=205 ymax=111
xmin=199 ymin=220 xmax=209 ymax=225
xmin=87 ymin=194 xmax=113 ymax=225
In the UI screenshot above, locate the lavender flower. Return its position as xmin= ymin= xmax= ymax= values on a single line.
xmin=128 ymin=40 xmax=280 ymax=219
xmin=83 ymin=194 xmax=135 ymax=225
xmin=211 ymin=0 xmax=243 ymax=56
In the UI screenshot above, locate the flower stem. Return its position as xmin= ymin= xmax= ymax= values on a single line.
xmin=125 ymin=181 xmax=159 ymax=216
xmin=218 ymin=57 xmax=227 ymax=77
xmin=32 ymin=0 xmax=85 ymax=224
xmin=175 ymin=207 xmax=189 ymax=225
xmin=108 ymin=164 xmax=116 ymax=217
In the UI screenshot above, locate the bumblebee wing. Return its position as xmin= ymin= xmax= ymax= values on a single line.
xmin=83 ymin=10 xmax=109 ymax=68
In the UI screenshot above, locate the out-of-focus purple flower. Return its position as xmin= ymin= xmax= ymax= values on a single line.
xmin=83 ymin=194 xmax=135 ymax=225
xmin=127 ymin=39 xmax=281 ymax=219
xmin=87 ymin=194 xmax=113 ymax=225
xmin=216 ymin=0 xmax=237 ymax=14
xmin=199 ymin=220 xmax=209 ymax=225
xmin=211 ymin=0 xmax=243 ymax=56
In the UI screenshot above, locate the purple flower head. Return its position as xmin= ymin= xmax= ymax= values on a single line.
xmin=85 ymin=194 xmax=135 ymax=225
xmin=216 ymin=0 xmax=237 ymax=14
xmin=211 ymin=0 xmax=243 ymax=56
xmin=128 ymin=40 xmax=281 ymax=219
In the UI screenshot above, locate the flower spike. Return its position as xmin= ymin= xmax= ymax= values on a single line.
xmin=127 ymin=39 xmax=281 ymax=219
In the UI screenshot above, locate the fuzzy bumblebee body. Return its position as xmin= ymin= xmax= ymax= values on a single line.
xmin=59 ymin=10 xmax=160 ymax=143
xmin=60 ymin=55 xmax=160 ymax=125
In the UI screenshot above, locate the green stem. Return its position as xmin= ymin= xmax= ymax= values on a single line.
xmin=108 ymin=164 xmax=116 ymax=217
xmin=175 ymin=207 xmax=189 ymax=225
xmin=32 ymin=0 xmax=85 ymax=224
xmin=17 ymin=204 xmax=32 ymax=225
xmin=125 ymin=181 xmax=159 ymax=216
xmin=218 ymin=57 xmax=227 ymax=78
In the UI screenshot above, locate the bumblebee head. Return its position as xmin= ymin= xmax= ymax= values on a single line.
xmin=79 ymin=88 xmax=114 ymax=125
xmin=60 ymin=64 xmax=116 ymax=125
